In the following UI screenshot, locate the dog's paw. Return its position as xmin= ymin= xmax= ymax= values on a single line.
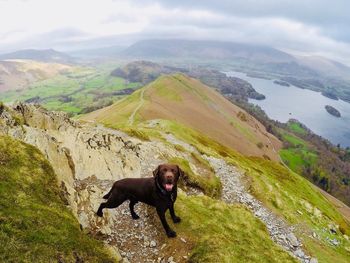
xmin=166 ymin=229 xmax=177 ymax=238
xmin=172 ymin=216 xmax=181 ymax=224
xmin=131 ymin=214 xmax=140 ymax=220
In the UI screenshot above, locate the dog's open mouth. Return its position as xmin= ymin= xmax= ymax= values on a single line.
xmin=164 ymin=183 xmax=174 ymax=191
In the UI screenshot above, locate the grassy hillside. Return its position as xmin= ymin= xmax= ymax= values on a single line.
xmin=152 ymin=120 xmax=350 ymax=262
xmin=0 ymin=65 xmax=140 ymax=115
xmin=176 ymin=195 xmax=296 ymax=262
xmin=0 ymin=136 xmax=116 ymax=262
xmin=84 ymin=72 xmax=350 ymax=263
xmin=82 ymin=73 xmax=282 ymax=161
xmin=0 ymin=60 xmax=73 ymax=92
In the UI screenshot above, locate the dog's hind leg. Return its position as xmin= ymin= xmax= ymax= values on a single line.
xmin=129 ymin=199 xmax=140 ymax=219
xmin=103 ymin=189 xmax=112 ymax=199
xmin=96 ymin=193 xmax=126 ymax=217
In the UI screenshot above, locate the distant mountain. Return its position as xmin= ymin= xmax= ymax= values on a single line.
xmin=68 ymin=45 xmax=126 ymax=58
xmin=121 ymin=39 xmax=295 ymax=63
xmin=296 ymin=55 xmax=350 ymax=79
xmin=0 ymin=49 xmax=74 ymax=63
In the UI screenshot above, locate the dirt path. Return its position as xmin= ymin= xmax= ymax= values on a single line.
xmin=128 ymin=87 xmax=147 ymax=126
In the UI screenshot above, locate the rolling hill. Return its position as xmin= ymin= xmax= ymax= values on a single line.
xmin=0 ymin=59 xmax=73 ymax=92
xmin=82 ymin=73 xmax=282 ymax=161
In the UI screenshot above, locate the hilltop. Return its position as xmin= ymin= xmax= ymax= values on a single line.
xmin=82 ymin=73 xmax=281 ymax=161
xmin=111 ymin=60 xmax=265 ymax=101
xmin=0 ymin=59 xmax=73 ymax=92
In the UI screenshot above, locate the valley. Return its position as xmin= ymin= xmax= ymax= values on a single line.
xmin=0 ymin=64 xmax=141 ymax=115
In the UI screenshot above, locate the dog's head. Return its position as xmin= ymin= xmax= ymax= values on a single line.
xmin=153 ymin=164 xmax=184 ymax=192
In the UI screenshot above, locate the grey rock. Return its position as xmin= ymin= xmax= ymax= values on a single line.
xmin=294 ymin=248 xmax=304 ymax=258
xmin=287 ymin=233 xmax=299 ymax=247
xmin=150 ymin=240 xmax=157 ymax=248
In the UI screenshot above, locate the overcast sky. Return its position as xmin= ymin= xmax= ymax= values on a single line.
xmin=1 ymin=0 xmax=350 ymax=64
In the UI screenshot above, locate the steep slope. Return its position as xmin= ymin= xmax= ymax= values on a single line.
xmin=0 ymin=59 xmax=73 ymax=91
xmin=0 ymin=49 xmax=74 ymax=63
xmin=121 ymin=39 xmax=295 ymax=63
xmin=83 ymin=73 xmax=282 ymax=161
xmin=0 ymin=136 xmax=116 ymax=262
xmin=1 ymin=103 xmax=350 ymax=262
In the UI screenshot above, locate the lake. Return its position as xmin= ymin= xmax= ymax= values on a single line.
xmin=225 ymin=71 xmax=350 ymax=147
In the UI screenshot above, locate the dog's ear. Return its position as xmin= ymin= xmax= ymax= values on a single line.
xmin=153 ymin=165 xmax=161 ymax=178
xmin=176 ymin=165 xmax=185 ymax=178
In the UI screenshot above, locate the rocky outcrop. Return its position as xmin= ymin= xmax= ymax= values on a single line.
xmin=0 ymin=103 xmax=196 ymax=262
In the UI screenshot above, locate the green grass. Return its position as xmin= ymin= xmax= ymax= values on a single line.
xmin=136 ymin=119 xmax=350 ymax=262
xmin=280 ymin=148 xmax=318 ymax=172
xmin=0 ymin=66 xmax=140 ymax=116
xmin=175 ymin=194 xmax=296 ymax=262
xmin=287 ymin=121 xmax=308 ymax=135
xmin=170 ymin=157 xmax=221 ymax=198
xmin=152 ymin=77 xmax=182 ymax=102
xmin=282 ymin=133 xmax=307 ymax=147
xmin=279 ymin=132 xmax=318 ymax=174
xmin=0 ymin=136 xmax=116 ymax=262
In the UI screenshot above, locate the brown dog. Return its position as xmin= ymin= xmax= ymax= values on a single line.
xmin=96 ymin=164 xmax=183 ymax=237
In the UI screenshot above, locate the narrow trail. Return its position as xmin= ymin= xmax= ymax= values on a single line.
xmin=163 ymin=132 xmax=317 ymax=263
xmin=128 ymin=87 xmax=147 ymax=126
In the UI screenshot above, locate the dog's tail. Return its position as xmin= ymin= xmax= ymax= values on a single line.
xmin=103 ymin=189 xmax=112 ymax=199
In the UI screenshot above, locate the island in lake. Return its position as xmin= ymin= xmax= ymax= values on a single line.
xmin=325 ymin=105 xmax=341 ymax=117
xmin=273 ymin=80 xmax=290 ymax=87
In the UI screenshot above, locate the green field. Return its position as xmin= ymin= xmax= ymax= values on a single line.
xmin=0 ymin=66 xmax=141 ymax=116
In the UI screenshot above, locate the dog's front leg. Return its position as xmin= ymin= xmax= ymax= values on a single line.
xmin=156 ymin=207 xmax=176 ymax=238
xmin=169 ymin=202 xmax=181 ymax=223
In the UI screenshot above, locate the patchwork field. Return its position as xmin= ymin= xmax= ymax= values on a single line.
xmin=0 ymin=64 xmax=141 ymax=115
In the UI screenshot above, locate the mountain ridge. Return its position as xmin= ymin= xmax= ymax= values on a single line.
xmin=82 ymin=73 xmax=282 ymax=161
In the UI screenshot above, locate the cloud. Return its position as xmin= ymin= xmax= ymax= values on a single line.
xmin=0 ymin=0 xmax=350 ymax=64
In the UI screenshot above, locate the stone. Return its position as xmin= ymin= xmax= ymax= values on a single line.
xmin=309 ymin=258 xmax=318 ymax=263
xmin=168 ymin=256 xmax=174 ymax=262
xmin=331 ymin=238 xmax=340 ymax=246
xmin=287 ymin=233 xmax=299 ymax=247
xmin=294 ymin=248 xmax=304 ymax=258
xmin=150 ymin=240 xmax=157 ymax=248
xmin=180 ymin=237 xmax=187 ymax=243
